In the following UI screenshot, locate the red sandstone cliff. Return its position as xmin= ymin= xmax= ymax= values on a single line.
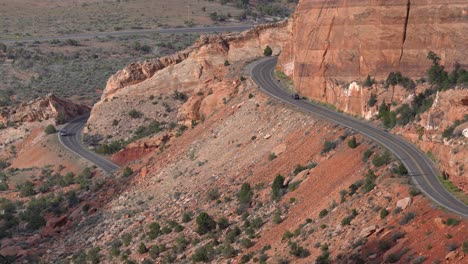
xmin=278 ymin=0 xmax=467 ymax=115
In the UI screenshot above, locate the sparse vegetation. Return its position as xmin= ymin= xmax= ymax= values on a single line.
xmin=271 ymin=174 xmax=286 ymax=201
xmin=347 ymin=136 xmax=358 ymax=148
xmin=322 ymin=140 xmax=337 ymax=153
xmin=263 ymin=45 xmax=273 ymax=56
xmin=44 ymin=124 xmax=57 ymax=134
xmin=195 ymin=212 xmax=216 ymax=235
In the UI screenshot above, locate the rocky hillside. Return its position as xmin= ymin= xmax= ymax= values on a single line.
xmin=85 ymin=22 xmax=291 ymax=141
xmin=0 ymin=93 xmax=90 ymax=124
xmin=277 ymin=0 xmax=468 ymax=195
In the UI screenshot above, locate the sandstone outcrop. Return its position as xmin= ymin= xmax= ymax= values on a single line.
xmin=86 ymin=21 xmax=291 ymax=139
xmin=0 ymin=93 xmax=90 ymax=124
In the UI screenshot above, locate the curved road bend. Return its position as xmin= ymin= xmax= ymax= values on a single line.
xmin=58 ymin=115 xmax=120 ymax=173
xmin=251 ymin=57 xmax=468 ymax=217
xmin=0 ymin=25 xmax=253 ymax=44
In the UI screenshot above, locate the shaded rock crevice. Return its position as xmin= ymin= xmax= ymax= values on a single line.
xmin=400 ymin=0 xmax=411 ymax=62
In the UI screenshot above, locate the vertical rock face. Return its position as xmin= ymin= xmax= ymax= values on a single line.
xmin=279 ymin=0 xmax=468 ymax=108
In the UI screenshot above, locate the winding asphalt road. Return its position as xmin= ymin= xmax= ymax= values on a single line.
xmin=0 ymin=25 xmax=253 ymax=44
xmin=251 ymin=57 xmax=468 ymax=217
xmin=58 ymin=115 xmax=119 ymax=173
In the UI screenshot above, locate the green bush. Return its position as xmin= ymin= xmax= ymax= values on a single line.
xmin=138 ymin=242 xmax=148 ymax=254
xmin=128 ymin=109 xmax=143 ymax=118
xmin=380 ymin=208 xmax=389 ymax=219
xmin=224 ymin=60 xmax=230 ymax=66
xmin=322 ymin=140 xmax=337 ymax=153
xmin=238 ymin=183 xmax=253 ymax=207
xmin=182 ymin=212 xmax=192 ymax=223
xmin=148 ymin=222 xmax=161 ymax=239
xmin=362 ymin=149 xmax=373 ymax=162
xmin=263 ymin=45 xmax=273 ymax=56
xmin=347 ymin=136 xmax=358 ymax=148
xmin=207 ymin=188 xmax=220 ymax=201
xmin=372 ymin=151 xmax=392 ymax=167
xmin=122 ymin=166 xmax=133 ymax=178
xmin=121 ymin=233 xmax=132 ymax=246
xmin=268 ymin=152 xmax=277 ymax=161
xmin=363 ymin=75 xmax=376 ymax=87
xmin=363 ymin=169 xmax=376 ymax=193
xmin=378 ymin=240 xmax=392 ymax=252
xmin=271 ymin=174 xmax=285 ymax=200
xmin=44 ymin=124 xmax=57 ymax=134
xmin=396 ymin=163 xmax=408 ymax=175
xmin=217 ymin=217 xmax=230 ymax=230
xmin=95 ymin=140 xmax=124 ymax=154
xmin=273 ymin=209 xmax=282 ymax=224
xmin=192 ymin=243 xmax=214 ymax=262
xmin=195 ymin=212 xmax=216 ymax=235
xmin=148 ymin=245 xmax=161 ymax=260
xmin=445 ymin=218 xmax=460 ymax=226
xmin=240 ymin=238 xmax=254 ymax=248
xmin=318 ymin=209 xmax=328 ymax=218
xmin=289 ymin=242 xmax=310 ymax=258
xmin=399 ymin=212 xmax=416 ymax=225
xmin=17 ymin=181 xmax=35 ymax=196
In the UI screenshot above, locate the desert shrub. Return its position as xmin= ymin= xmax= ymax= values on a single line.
xmin=122 ymin=166 xmax=133 ymax=178
xmin=173 ymin=90 xmax=188 ymax=101
xmin=196 ymin=212 xmax=216 ymax=235
xmin=240 ymin=238 xmax=254 ymax=248
xmin=400 ymin=212 xmax=416 ymax=225
xmin=182 ymin=212 xmax=192 ymax=223
xmin=315 ymin=244 xmax=330 ymax=263
xmin=380 ymin=208 xmax=389 ymax=219
xmin=445 ymin=218 xmax=460 ymax=226
xmin=362 ymin=149 xmax=373 ymax=162
xmin=226 ymin=226 xmax=241 ymax=243
xmin=238 ymin=183 xmax=253 ymax=207
xmin=396 ymin=163 xmax=408 ymax=175
xmin=289 ymin=242 xmax=310 ymax=258
xmin=378 ymin=240 xmax=392 ymax=252
xmin=462 ymin=241 xmax=468 ymax=254
xmin=271 ymin=174 xmax=285 ymax=200
xmin=192 ymin=243 xmax=214 ymax=262
xmin=322 ymin=140 xmax=337 ymax=153
xmin=319 ymin=209 xmax=328 ymax=218
xmin=121 ymin=233 xmax=132 ymax=246
xmin=263 ymin=45 xmax=272 ymax=56
xmin=44 ymin=124 xmax=57 ymax=134
xmin=372 ymin=150 xmax=392 ymax=167
xmin=17 ymin=181 xmax=35 ymax=196
xmin=268 ymin=152 xmax=277 ymax=161
xmin=148 ymin=245 xmax=161 ymax=259
xmin=207 ymin=188 xmax=220 ymax=201
xmin=217 ymin=217 xmax=230 ymax=230
xmin=347 ymin=136 xmax=358 ymax=148
xmin=363 ymin=169 xmax=377 ymax=193
xmin=95 ymin=140 xmax=124 ymax=154
xmin=138 ymin=242 xmax=148 ymax=254
xmin=409 ymin=187 xmax=421 ymax=197
xmin=392 ymin=231 xmax=406 ymax=242
xmin=148 ymin=222 xmax=161 ymax=239
xmin=128 ymin=109 xmax=143 ymax=118
xmin=273 ymin=209 xmax=282 ymax=224
xmin=446 ymin=242 xmax=458 ymax=252
xmin=224 ymin=60 xmax=230 ymax=66
xmin=363 ymin=75 xmax=376 ymax=87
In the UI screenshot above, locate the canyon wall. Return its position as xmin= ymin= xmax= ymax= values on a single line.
xmin=278 ymin=0 xmax=468 ymax=116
